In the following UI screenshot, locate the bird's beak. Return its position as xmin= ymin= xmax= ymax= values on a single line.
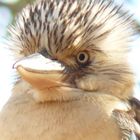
xmin=13 ymin=53 xmax=66 ymax=90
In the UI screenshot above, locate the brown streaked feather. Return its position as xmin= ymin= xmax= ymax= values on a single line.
xmin=112 ymin=109 xmax=140 ymax=140
xmin=129 ymin=98 xmax=140 ymax=124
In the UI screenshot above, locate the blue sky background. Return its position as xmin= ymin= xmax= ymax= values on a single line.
xmin=0 ymin=0 xmax=140 ymax=110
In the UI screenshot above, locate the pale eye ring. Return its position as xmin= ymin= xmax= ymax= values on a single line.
xmin=76 ymin=51 xmax=89 ymax=64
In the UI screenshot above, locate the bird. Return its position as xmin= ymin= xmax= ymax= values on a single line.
xmin=0 ymin=0 xmax=140 ymax=140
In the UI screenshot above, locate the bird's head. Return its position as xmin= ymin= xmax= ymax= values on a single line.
xmin=10 ymin=0 xmax=135 ymax=102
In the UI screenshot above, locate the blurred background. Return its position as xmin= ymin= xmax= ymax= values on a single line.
xmin=0 ymin=0 xmax=140 ymax=110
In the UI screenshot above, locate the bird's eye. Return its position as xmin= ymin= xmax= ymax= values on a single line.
xmin=76 ymin=51 xmax=89 ymax=65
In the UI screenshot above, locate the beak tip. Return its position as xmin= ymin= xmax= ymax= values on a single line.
xmin=12 ymin=60 xmax=20 ymax=69
xmin=12 ymin=62 xmax=17 ymax=69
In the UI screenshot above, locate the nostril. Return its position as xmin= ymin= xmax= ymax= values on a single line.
xmin=39 ymin=49 xmax=49 ymax=58
xmin=51 ymin=58 xmax=57 ymax=61
xmin=39 ymin=49 xmax=58 ymax=61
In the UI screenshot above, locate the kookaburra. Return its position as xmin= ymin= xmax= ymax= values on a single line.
xmin=0 ymin=0 xmax=140 ymax=140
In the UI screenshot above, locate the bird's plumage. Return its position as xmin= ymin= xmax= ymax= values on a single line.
xmin=0 ymin=0 xmax=140 ymax=139
xmin=9 ymin=0 xmax=135 ymax=100
xmin=0 ymin=82 xmax=130 ymax=140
